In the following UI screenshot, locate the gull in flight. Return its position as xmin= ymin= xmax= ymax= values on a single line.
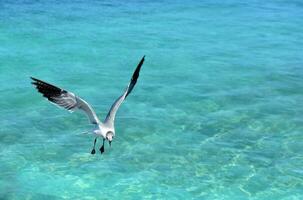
xmin=31 ymin=56 xmax=145 ymax=154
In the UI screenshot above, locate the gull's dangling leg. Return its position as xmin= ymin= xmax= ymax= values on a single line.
xmin=100 ymin=139 xmax=105 ymax=154
xmin=91 ymin=138 xmax=97 ymax=154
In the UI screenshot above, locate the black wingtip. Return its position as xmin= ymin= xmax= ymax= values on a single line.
xmin=30 ymin=77 xmax=37 ymax=85
xmin=137 ymin=55 xmax=145 ymax=68
xmin=30 ymin=77 xmax=42 ymax=86
xmin=125 ymin=56 xmax=145 ymax=98
xmin=30 ymin=77 xmax=40 ymax=83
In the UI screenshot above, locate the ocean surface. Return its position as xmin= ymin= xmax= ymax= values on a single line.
xmin=0 ymin=0 xmax=303 ymax=199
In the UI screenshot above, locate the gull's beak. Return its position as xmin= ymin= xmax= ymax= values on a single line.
xmin=109 ymin=141 xmax=112 ymax=147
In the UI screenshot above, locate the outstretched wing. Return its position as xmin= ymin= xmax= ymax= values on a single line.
xmin=104 ymin=56 xmax=145 ymax=126
xmin=31 ymin=77 xmax=100 ymax=124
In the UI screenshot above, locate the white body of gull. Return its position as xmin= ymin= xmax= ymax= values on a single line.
xmin=31 ymin=56 xmax=145 ymax=154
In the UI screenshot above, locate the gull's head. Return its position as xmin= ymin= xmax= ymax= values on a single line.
xmin=106 ymin=131 xmax=114 ymax=146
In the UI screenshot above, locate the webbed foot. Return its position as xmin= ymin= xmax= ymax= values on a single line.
xmin=100 ymin=145 xmax=104 ymax=154
xmin=91 ymin=149 xmax=96 ymax=154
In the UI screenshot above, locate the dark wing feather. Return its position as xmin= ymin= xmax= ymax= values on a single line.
xmin=31 ymin=77 xmax=77 ymax=111
xmin=125 ymin=55 xmax=145 ymax=98
xmin=104 ymin=56 xmax=145 ymax=126
xmin=31 ymin=77 xmax=100 ymax=124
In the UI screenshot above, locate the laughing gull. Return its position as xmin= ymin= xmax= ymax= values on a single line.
xmin=31 ymin=56 xmax=145 ymax=154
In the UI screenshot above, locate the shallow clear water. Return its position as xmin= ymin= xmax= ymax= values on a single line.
xmin=0 ymin=0 xmax=303 ymax=199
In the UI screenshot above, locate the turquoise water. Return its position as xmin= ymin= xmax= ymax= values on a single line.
xmin=1 ymin=0 xmax=303 ymax=199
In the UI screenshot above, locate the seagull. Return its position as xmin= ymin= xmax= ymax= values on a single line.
xmin=31 ymin=56 xmax=145 ymax=154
